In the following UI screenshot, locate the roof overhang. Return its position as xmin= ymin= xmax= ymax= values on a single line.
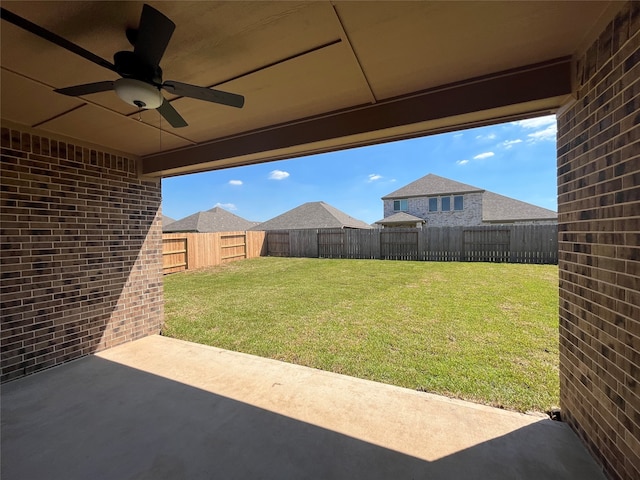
xmin=1 ymin=1 xmax=619 ymax=178
xmin=143 ymin=58 xmax=572 ymax=177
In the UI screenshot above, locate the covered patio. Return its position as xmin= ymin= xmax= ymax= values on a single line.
xmin=2 ymin=335 xmax=604 ymax=479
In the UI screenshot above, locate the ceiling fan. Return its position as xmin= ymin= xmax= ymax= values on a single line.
xmin=0 ymin=4 xmax=244 ymax=128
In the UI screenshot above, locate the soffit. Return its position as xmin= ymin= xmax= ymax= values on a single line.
xmin=0 ymin=1 xmax=616 ymax=173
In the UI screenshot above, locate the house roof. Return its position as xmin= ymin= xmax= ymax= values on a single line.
xmin=375 ymin=212 xmax=425 ymax=225
xmin=382 ymin=173 xmax=557 ymax=223
xmin=162 ymin=215 xmax=176 ymax=226
xmin=482 ymin=192 xmax=557 ymax=222
xmin=251 ymin=201 xmax=371 ymax=230
xmin=163 ymin=207 xmax=258 ymax=232
xmin=382 ymin=174 xmax=483 ymax=199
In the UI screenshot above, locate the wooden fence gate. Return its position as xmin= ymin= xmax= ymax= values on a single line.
xmin=381 ymin=229 xmax=420 ymax=260
xmin=463 ymin=228 xmax=510 ymax=262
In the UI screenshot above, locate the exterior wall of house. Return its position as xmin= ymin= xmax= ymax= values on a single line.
xmin=557 ymin=3 xmax=639 ymax=479
xmin=0 ymin=123 xmax=164 ymax=383
xmin=509 ymin=220 xmax=557 ymax=226
xmin=383 ymin=192 xmax=483 ymax=226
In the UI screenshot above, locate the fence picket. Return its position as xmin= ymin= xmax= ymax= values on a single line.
xmin=264 ymin=225 xmax=557 ymax=264
xmin=162 ymin=231 xmax=267 ymax=274
xmin=163 ymin=225 xmax=558 ymax=273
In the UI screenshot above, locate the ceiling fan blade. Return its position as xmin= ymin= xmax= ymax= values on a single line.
xmin=55 ymin=81 xmax=115 ymax=97
xmin=134 ymin=4 xmax=175 ymax=68
xmin=162 ymin=81 xmax=245 ymax=108
xmin=157 ymin=98 xmax=188 ymax=128
xmin=0 ymin=7 xmax=116 ymax=73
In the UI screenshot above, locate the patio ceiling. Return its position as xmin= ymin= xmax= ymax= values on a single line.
xmin=1 ymin=1 xmax=616 ymax=177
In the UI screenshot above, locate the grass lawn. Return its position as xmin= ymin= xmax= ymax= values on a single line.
xmin=163 ymin=257 xmax=559 ymax=413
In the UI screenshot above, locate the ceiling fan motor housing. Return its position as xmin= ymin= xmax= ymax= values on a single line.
xmin=114 ymin=78 xmax=163 ymax=109
xmin=113 ymin=50 xmax=162 ymax=84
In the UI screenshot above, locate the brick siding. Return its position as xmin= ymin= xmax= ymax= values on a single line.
xmin=383 ymin=192 xmax=483 ymax=226
xmin=383 ymin=192 xmax=553 ymax=226
xmin=557 ymin=2 xmax=639 ymax=479
xmin=0 ymin=124 xmax=164 ymax=383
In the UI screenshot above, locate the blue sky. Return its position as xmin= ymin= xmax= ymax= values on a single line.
xmin=162 ymin=115 xmax=558 ymax=225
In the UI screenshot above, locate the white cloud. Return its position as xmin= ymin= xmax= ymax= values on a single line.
xmin=228 ymin=180 xmax=243 ymax=186
xmin=527 ymin=124 xmax=557 ymax=142
xmin=473 ymin=151 xmax=495 ymax=160
xmin=502 ymin=139 xmax=523 ymax=148
xmin=268 ymin=170 xmax=290 ymax=180
xmin=453 ymin=133 xmax=463 ymax=138
xmin=367 ymin=173 xmax=383 ymax=182
xmin=475 ymin=133 xmax=496 ymax=140
xmin=456 ymin=159 xmax=469 ymax=165
xmin=214 ymin=202 xmax=237 ymax=211
xmin=511 ymin=115 xmax=556 ymax=129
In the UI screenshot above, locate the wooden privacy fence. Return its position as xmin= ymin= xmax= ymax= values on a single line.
xmin=266 ymin=225 xmax=558 ymax=264
xmin=162 ymin=231 xmax=267 ymax=274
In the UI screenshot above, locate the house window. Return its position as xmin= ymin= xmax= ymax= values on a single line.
xmin=393 ymin=199 xmax=408 ymax=211
xmin=454 ymin=195 xmax=463 ymax=211
xmin=441 ymin=197 xmax=451 ymax=211
xmin=429 ymin=197 xmax=438 ymax=212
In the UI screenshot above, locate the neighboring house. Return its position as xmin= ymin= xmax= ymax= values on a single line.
xmin=162 ymin=215 xmax=176 ymax=228
xmin=251 ymin=201 xmax=372 ymax=230
xmin=378 ymin=173 xmax=557 ymax=228
xmin=163 ymin=207 xmax=259 ymax=233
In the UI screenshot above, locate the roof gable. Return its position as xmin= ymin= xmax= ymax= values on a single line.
xmin=251 ymin=201 xmax=371 ymax=230
xmin=382 ymin=173 xmax=483 ymax=199
xmin=164 ymin=208 xmax=257 ymax=232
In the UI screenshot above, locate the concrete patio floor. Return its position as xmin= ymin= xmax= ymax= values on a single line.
xmin=2 ymin=335 xmax=605 ymax=480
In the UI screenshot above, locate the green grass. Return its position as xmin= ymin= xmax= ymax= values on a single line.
xmin=163 ymin=257 xmax=559 ymax=412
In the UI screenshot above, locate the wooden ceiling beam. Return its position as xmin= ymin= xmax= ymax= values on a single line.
xmin=142 ymin=57 xmax=572 ymax=177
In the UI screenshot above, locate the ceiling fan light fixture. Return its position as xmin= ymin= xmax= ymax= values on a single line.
xmin=114 ymin=78 xmax=162 ymax=109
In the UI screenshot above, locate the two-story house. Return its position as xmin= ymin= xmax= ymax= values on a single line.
xmin=376 ymin=173 xmax=557 ymax=228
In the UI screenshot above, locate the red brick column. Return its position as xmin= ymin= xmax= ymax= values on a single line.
xmin=1 ymin=124 xmax=164 ymax=382
xmin=557 ymin=2 xmax=639 ymax=478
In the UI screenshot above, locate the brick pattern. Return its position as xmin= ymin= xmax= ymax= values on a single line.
xmin=557 ymin=2 xmax=639 ymax=479
xmin=383 ymin=193 xmax=484 ymax=226
xmin=383 ymin=193 xmax=556 ymax=227
xmin=1 ymin=125 xmax=164 ymax=383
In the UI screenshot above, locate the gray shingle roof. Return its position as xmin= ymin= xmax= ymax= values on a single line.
xmin=482 ymin=192 xmax=557 ymax=222
xmin=162 ymin=215 xmax=176 ymax=226
xmin=382 ymin=173 xmax=556 ymax=223
xmin=374 ymin=212 xmax=425 ymax=225
xmin=251 ymin=201 xmax=372 ymax=230
xmin=163 ymin=207 xmax=258 ymax=232
xmin=382 ymin=173 xmax=483 ymax=199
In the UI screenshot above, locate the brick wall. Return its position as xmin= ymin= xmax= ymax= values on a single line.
xmin=383 ymin=192 xmax=484 ymax=226
xmin=0 ymin=123 xmax=164 ymax=383
xmin=383 ymin=193 xmax=555 ymax=227
xmin=557 ymin=2 xmax=639 ymax=479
